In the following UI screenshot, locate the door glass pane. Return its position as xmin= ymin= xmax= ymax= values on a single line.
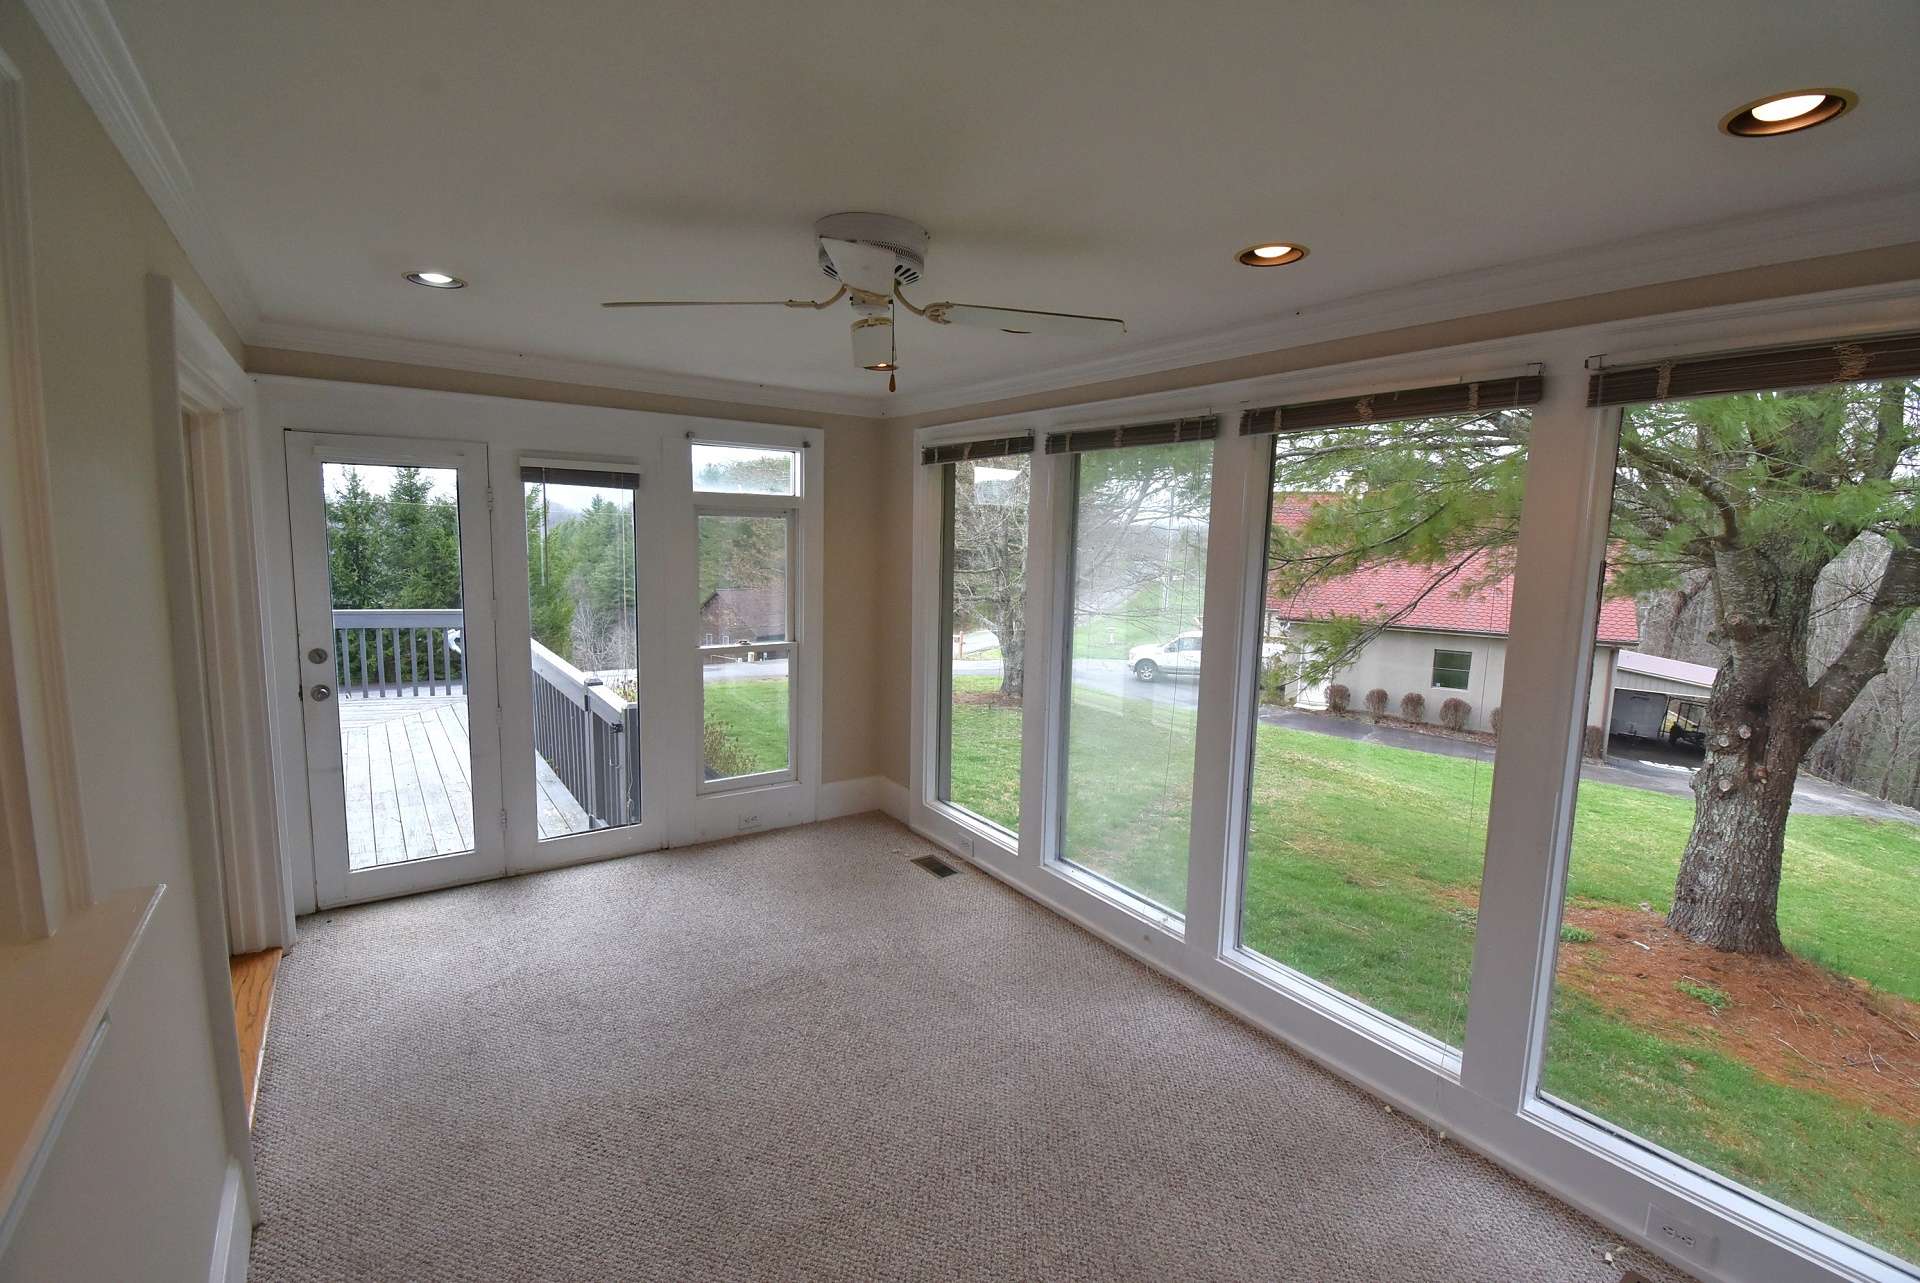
xmin=939 ymin=456 xmax=1029 ymax=832
xmin=691 ymin=444 xmax=799 ymax=495
xmin=698 ymin=513 xmax=791 ymax=779
xmin=1238 ymin=412 xmax=1527 ymax=1048
xmin=524 ymin=469 xmax=640 ymax=837
xmin=1059 ymin=441 xmax=1212 ymax=914
xmin=1542 ymin=380 xmax=1920 ymax=1268
xmin=323 ymin=463 xmax=472 ymax=868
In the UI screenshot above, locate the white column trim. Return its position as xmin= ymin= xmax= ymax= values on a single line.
xmin=0 ymin=45 xmax=91 ymax=942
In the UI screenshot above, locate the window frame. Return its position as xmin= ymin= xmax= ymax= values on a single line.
xmin=693 ymin=502 xmax=799 ymax=794
xmin=518 ymin=458 xmax=646 ymax=843
xmin=1431 ymin=647 xmax=1474 ymax=690
xmin=906 ymin=281 xmax=1920 ymax=1283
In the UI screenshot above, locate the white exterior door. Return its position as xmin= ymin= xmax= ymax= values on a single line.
xmin=285 ymin=431 xmax=507 ymax=907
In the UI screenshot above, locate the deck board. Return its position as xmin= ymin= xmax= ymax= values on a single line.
xmin=336 ymin=693 xmax=593 ymax=867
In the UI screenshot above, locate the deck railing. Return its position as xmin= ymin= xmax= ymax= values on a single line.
xmin=530 ymin=639 xmax=639 ymax=828
xmin=329 ymin=609 xmax=637 ymax=829
xmin=332 ymin=608 xmax=464 ymax=698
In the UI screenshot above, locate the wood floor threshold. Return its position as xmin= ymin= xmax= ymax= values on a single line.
xmin=230 ymin=947 xmax=282 ymax=1127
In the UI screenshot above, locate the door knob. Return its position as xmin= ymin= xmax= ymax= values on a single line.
xmin=310 ymin=683 xmax=333 ymax=702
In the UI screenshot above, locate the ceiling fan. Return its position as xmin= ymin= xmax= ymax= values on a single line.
xmin=601 ymin=212 xmax=1126 ymax=390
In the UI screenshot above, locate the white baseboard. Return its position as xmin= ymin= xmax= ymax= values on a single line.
xmin=815 ymin=774 xmax=910 ymax=823
xmin=208 ymin=1160 xmax=248 ymax=1283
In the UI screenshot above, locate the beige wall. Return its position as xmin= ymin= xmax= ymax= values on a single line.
xmin=1310 ymin=629 xmax=1614 ymax=734
xmin=0 ymin=9 xmax=243 ymax=1282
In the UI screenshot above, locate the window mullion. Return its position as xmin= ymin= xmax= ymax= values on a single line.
xmin=1185 ymin=413 xmax=1259 ymax=959
xmin=1458 ymin=394 xmax=1621 ymax=1108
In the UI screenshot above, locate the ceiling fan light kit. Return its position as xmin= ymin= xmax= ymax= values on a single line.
xmin=602 ymin=211 xmax=1125 ymax=390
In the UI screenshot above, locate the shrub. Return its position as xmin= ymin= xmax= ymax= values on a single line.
xmin=1326 ymin=683 xmax=1351 ymax=714
xmin=1364 ymin=687 xmax=1389 ymax=718
xmin=1437 ymin=696 xmax=1471 ymax=731
xmin=703 ymin=718 xmax=758 ymax=779
xmin=1583 ymin=724 xmax=1607 ymax=759
xmin=1676 ymin=979 xmax=1731 ymax=1012
xmin=1399 ymin=692 xmax=1426 ymax=723
xmin=1488 ymin=706 xmax=1503 ymax=737
xmin=1258 ymin=653 xmax=1292 ymax=706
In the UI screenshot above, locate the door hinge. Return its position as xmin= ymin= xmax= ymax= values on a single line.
xmin=486 ymin=484 xmax=495 ymax=512
xmin=499 ymin=808 xmax=508 ymax=832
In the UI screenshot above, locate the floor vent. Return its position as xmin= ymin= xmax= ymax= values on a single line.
xmin=910 ymin=854 xmax=959 ymax=878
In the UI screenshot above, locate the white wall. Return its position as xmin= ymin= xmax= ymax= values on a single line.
xmin=1317 ymin=629 xmax=1615 ymax=734
xmin=0 ymin=11 xmax=242 ymax=1282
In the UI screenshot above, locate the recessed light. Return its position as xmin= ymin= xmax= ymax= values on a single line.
xmin=1720 ymin=88 xmax=1856 ymax=137
xmin=405 ymin=270 xmax=467 ymax=289
xmin=1237 ymin=242 xmax=1308 ymax=267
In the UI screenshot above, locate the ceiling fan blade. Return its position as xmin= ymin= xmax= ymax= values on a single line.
xmin=601 ymin=299 xmax=802 ymax=308
xmin=928 ymin=302 xmax=1126 ymax=339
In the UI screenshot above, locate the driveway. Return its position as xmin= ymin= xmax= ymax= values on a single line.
xmin=1260 ymin=707 xmax=1920 ymax=826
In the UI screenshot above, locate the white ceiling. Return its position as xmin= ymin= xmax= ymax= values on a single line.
xmin=101 ymin=0 xmax=1920 ymax=411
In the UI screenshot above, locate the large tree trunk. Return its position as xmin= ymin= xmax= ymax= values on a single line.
xmin=1668 ymin=741 xmax=1802 ymax=955
xmin=1667 ymin=553 xmax=1822 ymax=956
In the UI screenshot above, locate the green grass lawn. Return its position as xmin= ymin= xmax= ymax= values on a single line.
xmin=702 ymin=676 xmax=790 ymax=775
xmin=947 ymin=682 xmax=1920 ymax=1264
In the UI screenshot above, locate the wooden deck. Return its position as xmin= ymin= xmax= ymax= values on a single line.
xmin=338 ymin=693 xmax=589 ymax=869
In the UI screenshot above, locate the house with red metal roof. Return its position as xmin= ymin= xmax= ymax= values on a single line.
xmin=1266 ymin=496 xmax=1641 ymax=734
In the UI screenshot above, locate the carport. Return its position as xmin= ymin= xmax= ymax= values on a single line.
xmin=1608 ymin=650 xmax=1717 ymax=745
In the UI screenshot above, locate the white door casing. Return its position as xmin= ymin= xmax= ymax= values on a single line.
xmin=284 ymin=431 xmax=507 ymax=907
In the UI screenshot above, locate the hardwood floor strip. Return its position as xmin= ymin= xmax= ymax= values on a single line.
xmin=230 ymin=947 xmax=282 ymax=1127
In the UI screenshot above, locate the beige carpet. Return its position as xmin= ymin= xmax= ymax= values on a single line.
xmin=251 ymin=814 xmax=1694 ymax=1282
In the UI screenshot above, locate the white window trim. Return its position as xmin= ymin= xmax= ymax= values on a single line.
xmin=684 ymin=430 xmax=822 ymax=831
xmin=907 ymin=279 xmax=1920 ymax=1283
xmin=253 ymin=380 xmax=827 ymax=888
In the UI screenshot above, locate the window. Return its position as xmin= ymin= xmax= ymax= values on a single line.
xmin=1431 ymin=648 xmax=1472 ymax=689
xmin=936 ymin=453 xmax=1030 ymax=833
xmin=1058 ymin=436 xmax=1213 ymax=915
xmin=691 ymin=443 xmax=798 ymax=495
xmin=1237 ymin=410 xmax=1526 ymax=1047
xmin=1541 ymin=376 xmax=1920 ymax=1267
xmin=697 ymin=512 xmax=792 ymax=782
xmin=523 ymin=465 xmax=640 ymax=837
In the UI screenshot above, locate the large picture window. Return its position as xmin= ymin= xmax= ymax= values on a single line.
xmin=1238 ymin=409 xmax=1542 ymax=1048
xmin=694 ymin=441 xmax=801 ymax=786
xmin=1057 ymin=435 xmax=1213 ymax=915
xmin=1541 ymin=376 xmax=1920 ymax=1265
xmin=935 ymin=452 xmax=1030 ymax=833
xmin=524 ymin=465 xmax=641 ymax=836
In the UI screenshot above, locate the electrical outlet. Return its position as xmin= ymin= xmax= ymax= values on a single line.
xmin=1645 ymin=1203 xmax=1718 ymax=1266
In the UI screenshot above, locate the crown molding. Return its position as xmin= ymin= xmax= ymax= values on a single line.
xmin=248 ymin=321 xmax=883 ymax=420
xmin=881 ymin=185 xmax=1920 ymax=418
xmin=24 ymin=0 xmax=258 ymax=333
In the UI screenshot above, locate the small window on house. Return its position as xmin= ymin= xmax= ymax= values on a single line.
xmin=691 ymin=444 xmax=799 ymax=495
xmin=1431 ymin=649 xmax=1473 ymax=689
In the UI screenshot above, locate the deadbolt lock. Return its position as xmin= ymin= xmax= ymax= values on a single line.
xmin=307 ymin=646 xmax=329 ymax=664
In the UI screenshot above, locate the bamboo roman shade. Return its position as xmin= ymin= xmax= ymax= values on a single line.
xmin=1587 ymin=331 xmax=1920 ymax=406
xmin=1043 ymin=416 xmax=1218 ymax=455
xmin=1242 ymin=375 xmax=1543 ymax=435
xmin=520 ymin=464 xmax=639 ymax=489
xmin=919 ymin=434 xmax=1034 ymax=466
